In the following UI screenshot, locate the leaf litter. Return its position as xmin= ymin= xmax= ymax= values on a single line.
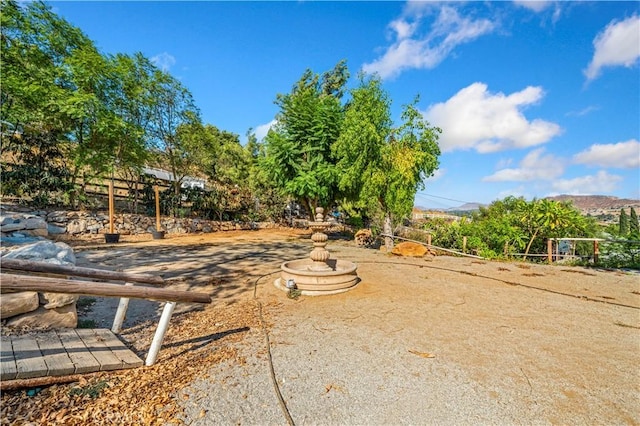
xmin=0 ymin=298 xmax=272 ymax=425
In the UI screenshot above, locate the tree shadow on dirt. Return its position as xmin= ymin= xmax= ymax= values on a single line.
xmin=163 ymin=326 xmax=250 ymax=358
xmin=75 ymin=240 xmax=310 ymax=307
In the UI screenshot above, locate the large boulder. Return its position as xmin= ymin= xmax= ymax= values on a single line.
xmin=39 ymin=292 xmax=79 ymax=309
xmin=6 ymin=303 xmax=78 ymax=329
xmin=1 ymin=239 xmax=78 ymax=329
xmin=391 ymin=241 xmax=430 ymax=257
xmin=0 ymin=292 xmax=39 ymax=319
xmin=3 ymin=240 xmax=76 ymax=265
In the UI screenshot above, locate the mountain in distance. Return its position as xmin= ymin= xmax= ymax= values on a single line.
xmin=416 ymin=195 xmax=640 ymax=216
xmin=545 ymin=194 xmax=640 ymax=211
xmin=545 ymin=195 xmax=640 ymax=223
xmin=446 ymin=202 xmax=485 ymax=212
xmin=414 ymin=202 xmax=485 ymax=213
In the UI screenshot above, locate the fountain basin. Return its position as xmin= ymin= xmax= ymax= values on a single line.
xmin=276 ymin=258 xmax=359 ymax=296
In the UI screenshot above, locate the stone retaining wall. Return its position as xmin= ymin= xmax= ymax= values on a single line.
xmin=0 ymin=206 xmax=280 ymax=239
xmin=0 ymin=205 xmax=280 ymax=330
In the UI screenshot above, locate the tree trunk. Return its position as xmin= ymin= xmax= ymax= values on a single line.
xmin=384 ymin=213 xmax=394 ymax=251
xmin=304 ymin=198 xmax=316 ymax=220
xmin=523 ymin=228 xmax=539 ymax=260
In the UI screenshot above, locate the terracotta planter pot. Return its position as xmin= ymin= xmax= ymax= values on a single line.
xmin=152 ymin=230 xmax=165 ymax=240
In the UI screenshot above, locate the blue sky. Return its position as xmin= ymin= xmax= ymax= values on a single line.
xmin=51 ymin=1 xmax=640 ymax=209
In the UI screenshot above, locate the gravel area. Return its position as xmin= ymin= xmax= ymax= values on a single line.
xmin=3 ymin=229 xmax=638 ymax=425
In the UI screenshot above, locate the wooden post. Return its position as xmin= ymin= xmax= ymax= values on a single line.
xmin=504 ymin=241 xmax=509 ymax=257
xmin=145 ymin=301 xmax=176 ymax=366
xmin=593 ymin=240 xmax=599 ymax=264
xmin=154 ymin=185 xmax=161 ymax=231
xmin=108 ymin=180 xmax=115 ymax=233
xmin=427 ymin=234 xmax=432 ymax=247
xmin=547 ymin=239 xmax=553 ymax=263
xmin=462 ymin=236 xmax=467 ymax=254
xmin=111 ymin=282 xmax=134 ymax=333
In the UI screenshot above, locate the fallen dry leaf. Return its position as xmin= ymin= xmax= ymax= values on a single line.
xmin=408 ymin=349 xmax=436 ymax=358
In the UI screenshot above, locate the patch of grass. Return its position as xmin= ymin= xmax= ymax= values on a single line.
xmin=69 ymin=380 xmax=110 ymax=399
xmin=77 ymin=319 xmax=96 ymax=329
xmin=287 ymin=288 xmax=302 ymax=300
xmin=77 ymin=297 xmax=97 ymax=309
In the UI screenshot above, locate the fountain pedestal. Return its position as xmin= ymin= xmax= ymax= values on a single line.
xmin=275 ymin=207 xmax=359 ymax=296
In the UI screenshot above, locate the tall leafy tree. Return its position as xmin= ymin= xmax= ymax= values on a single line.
xmin=261 ymin=61 xmax=348 ymax=216
xmin=619 ymin=208 xmax=630 ymax=236
xmin=1 ymin=0 xmax=100 ymax=205
xmin=335 ymin=75 xmax=441 ymax=249
xmin=180 ymin=123 xmax=254 ymax=220
xmin=147 ymin=70 xmax=200 ymax=214
xmin=629 ymin=207 xmax=639 ymax=238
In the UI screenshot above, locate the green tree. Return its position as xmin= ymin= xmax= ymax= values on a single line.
xmin=261 ymin=62 xmax=348 ymax=216
xmin=180 ymin=123 xmax=254 ymax=220
xmin=1 ymin=0 xmax=100 ymax=205
xmin=619 ymin=209 xmax=629 ymax=236
xmin=463 ymin=197 xmax=596 ymax=259
xmin=147 ymin=70 xmax=200 ymax=215
xmin=335 ymin=75 xmax=441 ymax=249
xmin=629 ymin=207 xmax=639 ymax=238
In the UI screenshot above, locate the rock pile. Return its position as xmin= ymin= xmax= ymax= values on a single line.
xmin=1 ymin=240 xmax=79 ymax=329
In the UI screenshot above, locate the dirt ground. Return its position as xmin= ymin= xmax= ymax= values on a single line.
xmin=2 ymin=228 xmax=639 ymax=425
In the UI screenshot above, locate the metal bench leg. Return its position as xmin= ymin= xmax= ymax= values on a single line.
xmin=145 ymin=301 xmax=176 ymax=366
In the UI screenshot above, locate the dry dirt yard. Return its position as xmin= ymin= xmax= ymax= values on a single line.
xmin=2 ymin=228 xmax=639 ymax=425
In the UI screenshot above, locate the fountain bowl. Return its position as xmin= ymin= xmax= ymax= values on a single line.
xmin=276 ymin=258 xmax=359 ymax=296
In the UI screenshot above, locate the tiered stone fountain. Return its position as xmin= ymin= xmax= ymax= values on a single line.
xmin=275 ymin=207 xmax=359 ymax=296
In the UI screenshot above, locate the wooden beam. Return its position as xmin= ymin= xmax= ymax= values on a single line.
xmin=0 ymin=274 xmax=211 ymax=304
xmin=1 ymin=371 xmax=104 ymax=391
xmin=155 ymin=185 xmax=162 ymax=231
xmin=1 ymin=258 xmax=164 ymax=285
xmin=108 ymin=180 xmax=115 ymax=234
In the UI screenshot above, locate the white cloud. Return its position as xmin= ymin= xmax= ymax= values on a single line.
xmin=565 ymin=105 xmax=600 ymax=117
xmin=424 ymin=168 xmax=445 ymax=182
xmin=497 ymin=185 xmax=531 ymax=200
xmin=151 ymin=52 xmax=176 ymax=72
xmin=573 ymin=139 xmax=640 ymax=169
xmin=362 ymin=5 xmax=496 ymax=79
xmin=483 ymin=148 xmax=564 ymax=182
xmin=584 ymin=15 xmax=640 ymax=81
xmin=424 ymin=82 xmax=562 ymax=153
xmin=550 ymin=171 xmax=623 ymax=195
xmin=253 ymin=119 xmax=277 ymax=141
xmin=513 ymin=1 xmax=552 ymax=13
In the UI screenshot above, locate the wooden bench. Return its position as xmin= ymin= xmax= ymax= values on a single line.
xmin=1 ymin=258 xmax=212 ymax=388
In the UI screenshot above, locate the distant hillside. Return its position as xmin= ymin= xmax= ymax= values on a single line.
xmin=545 ymin=195 xmax=640 ymax=224
xmin=545 ymin=195 xmax=640 ymax=211
xmin=447 ymin=202 xmax=485 ymax=212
